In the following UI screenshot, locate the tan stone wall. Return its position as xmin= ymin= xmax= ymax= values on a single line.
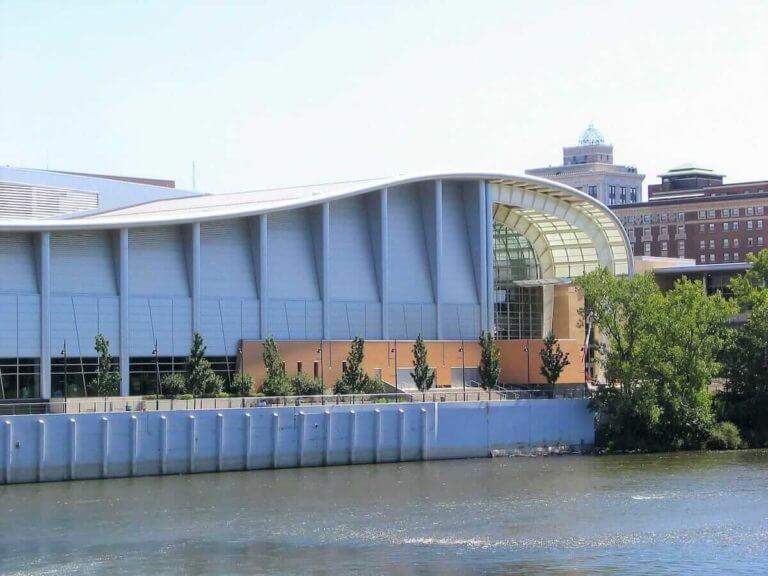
xmin=241 ymin=338 xmax=586 ymax=391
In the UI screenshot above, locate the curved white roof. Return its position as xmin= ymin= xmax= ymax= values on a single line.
xmin=0 ymin=171 xmax=633 ymax=276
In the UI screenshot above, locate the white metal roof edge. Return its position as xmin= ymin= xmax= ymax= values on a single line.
xmin=0 ymin=170 xmax=633 ymax=270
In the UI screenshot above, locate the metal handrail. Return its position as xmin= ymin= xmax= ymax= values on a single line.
xmin=0 ymin=387 xmax=588 ymax=415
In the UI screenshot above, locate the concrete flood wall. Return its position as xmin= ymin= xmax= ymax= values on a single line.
xmin=0 ymin=400 xmax=594 ymax=485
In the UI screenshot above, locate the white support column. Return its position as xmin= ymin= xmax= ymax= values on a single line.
xmin=434 ymin=180 xmax=443 ymax=339
xmin=191 ymin=222 xmax=201 ymax=335
xmin=39 ymin=232 xmax=51 ymax=399
xmin=380 ymin=188 xmax=389 ymax=340
xmin=479 ymin=181 xmax=488 ymax=332
xmin=119 ymin=228 xmax=130 ymax=396
xmin=485 ymin=181 xmax=495 ymax=334
xmin=322 ymin=202 xmax=331 ymax=340
xmin=259 ymin=214 xmax=269 ymax=338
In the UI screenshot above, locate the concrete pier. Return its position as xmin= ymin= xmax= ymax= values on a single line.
xmin=0 ymin=400 xmax=594 ymax=485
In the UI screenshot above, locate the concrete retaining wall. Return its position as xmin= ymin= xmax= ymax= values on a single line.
xmin=0 ymin=400 xmax=594 ymax=484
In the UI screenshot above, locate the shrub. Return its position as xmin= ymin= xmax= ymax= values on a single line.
xmin=161 ymin=373 xmax=187 ymax=397
xmin=293 ymin=373 xmax=323 ymax=396
xmin=706 ymin=422 xmax=743 ymax=450
xmin=174 ymin=393 xmax=194 ymax=400
xmin=261 ymin=373 xmax=294 ymax=397
xmin=226 ymin=372 xmax=254 ymax=397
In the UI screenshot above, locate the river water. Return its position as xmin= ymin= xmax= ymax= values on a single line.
xmin=1 ymin=450 xmax=766 ymax=575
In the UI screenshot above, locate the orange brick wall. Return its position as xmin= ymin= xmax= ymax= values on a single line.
xmin=241 ymin=338 xmax=585 ymax=391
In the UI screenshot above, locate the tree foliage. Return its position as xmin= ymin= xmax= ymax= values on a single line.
xmin=478 ymin=331 xmax=500 ymax=390
xmin=160 ymin=372 xmax=187 ymax=397
xmin=410 ymin=335 xmax=435 ymax=392
xmin=92 ymin=333 xmax=120 ymax=397
xmin=576 ymin=270 xmax=736 ymax=451
xmin=719 ymin=249 xmax=768 ymax=446
xmin=334 ymin=337 xmax=381 ymax=394
xmin=226 ymin=372 xmax=254 ymax=397
xmin=186 ymin=332 xmax=224 ymax=397
xmin=539 ymin=333 xmax=570 ymax=387
xmin=261 ymin=338 xmax=293 ymax=396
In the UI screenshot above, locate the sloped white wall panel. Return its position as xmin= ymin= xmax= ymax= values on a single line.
xmin=387 ymin=186 xmax=433 ymax=303
xmin=329 ymin=196 xmax=378 ymax=302
xmin=200 ymin=220 xmax=257 ymax=298
xmin=128 ymin=227 xmax=189 ymax=296
xmin=267 ymin=209 xmax=320 ymax=300
xmin=0 ymin=233 xmax=37 ymax=294
xmin=442 ymin=183 xmax=477 ymax=304
xmin=51 ymin=231 xmax=117 ymax=295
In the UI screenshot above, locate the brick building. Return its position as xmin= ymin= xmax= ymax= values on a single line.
xmin=613 ymin=166 xmax=768 ymax=264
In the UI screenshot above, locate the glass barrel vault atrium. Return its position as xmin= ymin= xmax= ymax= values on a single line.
xmin=493 ymin=224 xmax=542 ymax=340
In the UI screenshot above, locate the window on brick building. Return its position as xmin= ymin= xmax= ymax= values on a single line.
xmin=699 ymin=224 xmax=705 ymax=233
xmin=759 ymin=237 xmax=765 ymax=246
xmin=678 ymin=240 xmax=685 ymax=254
xmin=748 ymin=238 xmax=754 ymax=247
xmin=734 ymin=238 xmax=740 ymax=248
xmin=709 ymin=224 xmax=715 ymax=232
xmin=698 ymin=210 xmax=706 ymax=219
xmin=723 ymin=222 xmax=729 ymax=232
xmin=709 ymin=254 xmax=716 ymax=263
xmin=644 ymin=242 xmax=651 ymax=255
xmin=661 ymin=241 xmax=668 ymax=252
xmin=748 ymin=221 xmax=754 ymax=230
xmin=723 ymin=239 xmax=730 ymax=248
xmin=630 ymin=187 xmax=638 ymax=203
xmin=678 ymin=212 xmax=684 ymax=221
xmin=707 ymin=210 xmax=715 ymax=218
xmin=733 ymin=208 xmax=740 ymax=217
xmin=677 ymin=225 xmax=684 ymax=235
xmin=699 ymin=255 xmax=706 ymax=263
xmin=588 ymin=185 xmax=597 ymax=197
xmin=759 ymin=220 xmax=764 ymax=229
xmin=722 ymin=208 xmax=730 ymax=217
xmin=734 ymin=221 xmax=739 ymax=231
xmin=709 ymin=240 xmax=715 ymax=249
xmin=758 ymin=206 xmax=765 ymax=215
xmin=699 ymin=240 xmax=705 ymax=250
xmin=724 ymin=253 xmax=730 ymax=262
xmin=734 ymin=252 xmax=739 ymax=260
xmin=747 ymin=207 xmax=755 ymax=216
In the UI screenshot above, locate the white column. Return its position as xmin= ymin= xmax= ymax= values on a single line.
xmin=322 ymin=202 xmax=331 ymax=340
xmin=119 ymin=228 xmax=130 ymax=396
xmin=434 ymin=180 xmax=443 ymax=339
xmin=485 ymin=181 xmax=495 ymax=333
xmin=39 ymin=232 xmax=51 ymax=399
xmin=380 ymin=188 xmax=389 ymax=340
xmin=479 ymin=181 xmax=488 ymax=332
xmin=259 ymin=214 xmax=269 ymax=338
xmin=191 ymin=222 xmax=201 ymax=335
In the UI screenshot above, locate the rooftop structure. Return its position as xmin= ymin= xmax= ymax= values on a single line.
xmin=525 ymin=124 xmax=645 ymax=206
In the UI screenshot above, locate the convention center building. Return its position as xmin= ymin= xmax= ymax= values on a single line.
xmin=0 ymin=168 xmax=632 ymax=398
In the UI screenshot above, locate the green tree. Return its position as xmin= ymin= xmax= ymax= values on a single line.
xmin=410 ymin=334 xmax=435 ymax=392
xmin=478 ymin=331 xmax=500 ymax=390
xmin=719 ymin=250 xmax=768 ymax=446
xmin=334 ymin=337 xmax=374 ymax=394
xmin=539 ymin=333 xmax=571 ymax=388
xmin=92 ymin=333 xmax=120 ymax=397
xmin=261 ymin=338 xmax=292 ymax=396
xmin=160 ymin=372 xmax=187 ymax=397
xmin=577 ymin=270 xmax=735 ymax=451
xmin=185 ymin=332 xmax=224 ymax=397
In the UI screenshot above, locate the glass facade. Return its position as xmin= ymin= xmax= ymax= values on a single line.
xmin=0 ymin=358 xmax=40 ymax=399
xmin=493 ymin=224 xmax=543 ymax=340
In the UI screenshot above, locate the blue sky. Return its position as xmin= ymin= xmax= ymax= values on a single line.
xmin=1 ymin=1 xmax=766 ymax=194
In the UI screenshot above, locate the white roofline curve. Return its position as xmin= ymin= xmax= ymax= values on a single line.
xmin=0 ymin=170 xmax=633 ymax=275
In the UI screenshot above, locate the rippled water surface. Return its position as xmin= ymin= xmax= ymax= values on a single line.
xmin=1 ymin=450 xmax=767 ymax=575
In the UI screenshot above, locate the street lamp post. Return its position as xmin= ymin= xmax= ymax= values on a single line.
xmin=459 ymin=341 xmax=466 ymax=401
xmin=392 ymin=340 xmax=399 ymax=402
xmin=317 ymin=343 xmax=325 ymax=405
xmin=61 ymin=340 xmax=68 ymax=405
xmin=153 ymin=339 xmax=161 ymax=410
